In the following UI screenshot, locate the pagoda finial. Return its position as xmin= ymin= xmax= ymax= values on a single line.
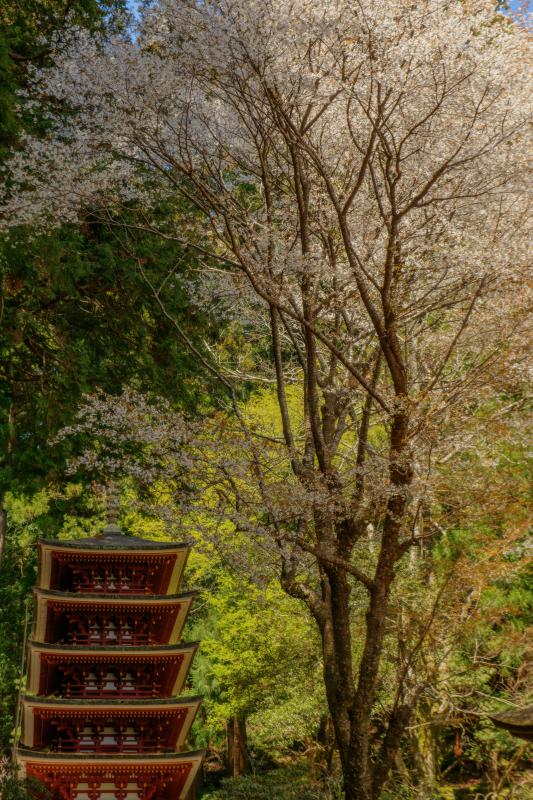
xmin=103 ymin=480 xmax=121 ymax=535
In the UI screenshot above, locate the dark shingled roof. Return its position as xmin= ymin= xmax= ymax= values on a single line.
xmin=38 ymin=524 xmax=189 ymax=551
xmin=16 ymin=746 xmax=206 ymax=762
xmin=22 ymin=694 xmax=202 ymax=707
xmin=34 ymin=587 xmax=197 ymax=602
xmin=490 ymin=706 xmax=533 ymax=742
xmin=28 ymin=639 xmax=199 ymax=653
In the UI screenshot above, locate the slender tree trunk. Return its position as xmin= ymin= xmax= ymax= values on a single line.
xmin=0 ymin=498 xmax=6 ymax=567
xmin=410 ymin=719 xmax=439 ymax=799
xmin=1 ymin=401 xmax=15 ymax=567
xmin=315 ymin=715 xmax=336 ymax=777
xmin=227 ymin=714 xmax=250 ymax=777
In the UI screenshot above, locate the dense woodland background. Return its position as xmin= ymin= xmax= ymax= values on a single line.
xmin=0 ymin=2 xmax=531 ymax=799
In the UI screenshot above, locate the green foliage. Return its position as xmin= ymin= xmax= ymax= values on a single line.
xmin=0 ymin=210 xmax=221 ymax=501
xmin=200 ymin=764 xmax=328 ymax=800
xmin=0 ymin=760 xmax=49 ymax=800
xmin=1 ymin=0 xmax=224 ymax=508
xmin=0 ymin=493 xmax=48 ymax=746
xmin=187 ymin=566 xmax=326 ymax=756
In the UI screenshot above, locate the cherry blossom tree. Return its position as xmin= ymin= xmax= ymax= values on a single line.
xmin=2 ymin=2 xmax=531 ymax=798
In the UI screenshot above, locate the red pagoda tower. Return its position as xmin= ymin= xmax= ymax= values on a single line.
xmin=16 ymin=516 xmax=204 ymax=800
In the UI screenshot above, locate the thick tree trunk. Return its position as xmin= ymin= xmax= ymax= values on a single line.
xmin=319 ymin=549 xmax=402 ymax=800
xmin=320 ymin=411 xmax=414 ymax=800
xmin=227 ymin=714 xmax=250 ymax=777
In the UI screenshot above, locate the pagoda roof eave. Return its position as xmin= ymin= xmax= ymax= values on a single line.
xmin=20 ymin=696 xmax=203 ymax=751
xmin=34 ymin=587 xmax=198 ymax=603
xmin=28 ymin=639 xmax=200 ymax=654
xmin=27 ymin=640 xmax=199 ymax=696
xmin=38 ymin=539 xmax=190 ymax=596
xmin=17 ymin=748 xmax=205 ymax=800
xmin=38 ymin=537 xmax=190 ymax=552
xmin=16 ymin=747 xmax=206 ymax=765
xmin=22 ymin=694 xmax=203 ymax=707
xmin=33 ymin=590 xmax=196 ymax=647
xmin=17 ymin=747 xmax=205 ymax=760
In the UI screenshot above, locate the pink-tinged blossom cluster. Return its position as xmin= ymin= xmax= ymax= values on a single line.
xmin=7 ymin=0 xmax=529 ymax=529
xmin=4 ymin=0 xmax=530 ymax=522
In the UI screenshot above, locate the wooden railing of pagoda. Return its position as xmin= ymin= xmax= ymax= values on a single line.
xmin=60 ymin=670 xmax=162 ymax=699
xmin=70 ymin=567 xmax=157 ymax=595
xmin=61 ymin=683 xmax=162 ymax=699
xmin=66 ymin=630 xmax=156 ymax=647
xmin=52 ymin=735 xmax=162 ymax=754
xmin=49 ymin=719 xmax=168 ymax=755
xmin=61 ymin=613 xmax=165 ymax=647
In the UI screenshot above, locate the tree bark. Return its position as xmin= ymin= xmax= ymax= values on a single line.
xmin=1 ymin=400 xmax=15 ymax=567
xmin=410 ymin=718 xmax=439 ymax=799
xmin=308 ymin=405 xmax=410 ymax=800
xmin=0 ymin=498 xmax=6 ymax=567
xmin=227 ymin=714 xmax=250 ymax=777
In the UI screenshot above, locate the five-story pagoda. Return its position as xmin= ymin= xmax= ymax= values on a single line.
xmin=16 ymin=505 xmax=204 ymax=800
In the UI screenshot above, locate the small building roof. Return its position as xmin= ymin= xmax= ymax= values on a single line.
xmin=490 ymin=706 xmax=533 ymax=742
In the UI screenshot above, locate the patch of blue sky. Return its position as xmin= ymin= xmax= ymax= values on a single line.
xmin=126 ymin=0 xmax=142 ymax=20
